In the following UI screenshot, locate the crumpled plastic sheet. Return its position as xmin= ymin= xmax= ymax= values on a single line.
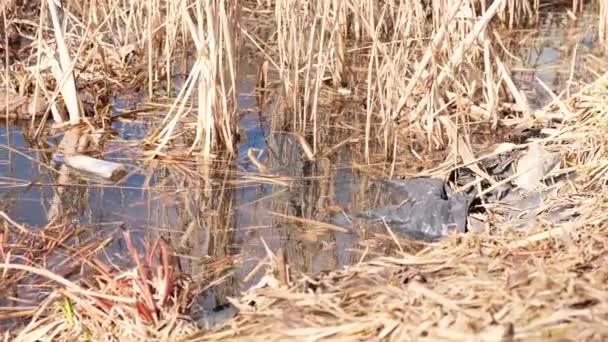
xmin=358 ymin=178 xmax=473 ymax=241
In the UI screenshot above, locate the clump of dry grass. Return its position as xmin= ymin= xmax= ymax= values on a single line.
xmin=0 ymin=212 xmax=110 ymax=328
xmin=145 ymin=0 xmax=240 ymax=160
xmin=205 ymin=223 xmax=608 ymax=341
xmin=3 ymin=230 xmax=201 ymax=340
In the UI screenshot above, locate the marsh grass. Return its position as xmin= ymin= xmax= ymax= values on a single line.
xmin=248 ymin=0 xmax=606 ymax=171
xmin=2 ymin=0 xmax=608 ymax=340
xmin=2 ymin=0 xmax=240 ymax=154
xmin=248 ymin=0 xmax=546 ymax=173
xmin=0 ymin=0 xmax=602 ymax=161
xmin=0 ymin=212 xmax=112 ymax=328
xmin=8 ymin=230 xmax=201 ymax=341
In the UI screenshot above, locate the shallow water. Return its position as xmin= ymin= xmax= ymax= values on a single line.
xmin=509 ymin=11 xmax=600 ymax=107
xmin=0 ymin=10 xmax=603 ymax=318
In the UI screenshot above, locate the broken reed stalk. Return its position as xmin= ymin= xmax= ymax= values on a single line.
xmin=393 ymin=0 xmax=465 ymax=120
xmin=411 ymin=0 xmax=507 ymax=122
xmin=196 ymin=0 xmax=213 ymax=160
xmin=332 ymin=0 xmax=346 ymax=88
xmin=45 ymin=0 xmax=82 ymax=125
xmin=309 ymin=0 xmax=333 ymax=154
xmin=147 ymin=0 xmax=158 ymax=97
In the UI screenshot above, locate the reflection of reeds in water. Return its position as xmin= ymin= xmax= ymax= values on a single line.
xmin=256 ymin=105 xmax=405 ymax=275
xmin=247 ymin=82 xmax=447 ymax=273
xmin=263 ymin=131 xmax=341 ymax=274
xmin=148 ymin=160 xmax=238 ymax=304
xmin=0 ymin=126 xmax=238 ymax=334
xmin=47 ymin=128 xmax=88 ymax=222
xmin=500 ymin=10 xmax=600 ymax=108
xmin=205 ymin=61 xmax=608 ymax=342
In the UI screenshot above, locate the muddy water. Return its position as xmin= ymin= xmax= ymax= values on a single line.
xmin=0 ymin=11 xmax=602 ymax=316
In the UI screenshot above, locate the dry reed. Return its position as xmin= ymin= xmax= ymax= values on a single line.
xmin=2 ymin=0 xmax=608 ymax=340
xmin=248 ymin=0 xmax=546 ymax=171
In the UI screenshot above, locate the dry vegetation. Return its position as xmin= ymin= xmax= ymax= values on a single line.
xmin=1 ymin=0 xmax=608 ymax=340
xmin=202 ymin=72 xmax=608 ymax=341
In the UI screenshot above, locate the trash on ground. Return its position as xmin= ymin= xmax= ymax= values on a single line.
xmin=358 ymin=178 xmax=473 ymax=240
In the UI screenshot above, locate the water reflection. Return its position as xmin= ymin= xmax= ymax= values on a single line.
xmin=509 ymin=11 xmax=600 ymax=107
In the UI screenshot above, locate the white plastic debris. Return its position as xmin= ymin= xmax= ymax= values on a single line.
xmin=53 ymin=154 xmax=127 ymax=181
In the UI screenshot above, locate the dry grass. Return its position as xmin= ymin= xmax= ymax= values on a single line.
xmin=0 ymin=222 xmax=234 ymax=340
xmin=245 ymin=0 xmax=608 ymax=173
xmin=8 ymin=233 xmax=198 ymax=341
xmin=1 ymin=0 xmax=239 ymax=154
xmin=2 ymin=0 xmax=608 ymax=340
xmin=244 ymin=0 xmax=546 ymax=170
xmin=0 ymin=213 xmax=112 ymax=330
xmin=0 ymin=0 xmax=602 ymax=159
xmin=203 ymin=224 xmax=608 ymax=341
